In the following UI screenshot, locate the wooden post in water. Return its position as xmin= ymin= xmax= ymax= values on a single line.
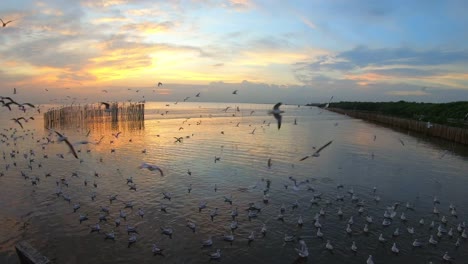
xmin=44 ymin=102 xmax=145 ymax=129
xmin=15 ymin=241 xmax=51 ymax=264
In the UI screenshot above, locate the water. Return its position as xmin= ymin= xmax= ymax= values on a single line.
xmin=1 ymin=102 xmax=468 ymax=264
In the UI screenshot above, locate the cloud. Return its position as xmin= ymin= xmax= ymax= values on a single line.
xmin=340 ymin=46 xmax=468 ymax=67
xmin=293 ymin=46 xmax=468 ymax=91
xmin=224 ymin=0 xmax=254 ymax=11
xmin=121 ymin=21 xmax=175 ymax=34
xmin=298 ymin=15 xmax=317 ymax=30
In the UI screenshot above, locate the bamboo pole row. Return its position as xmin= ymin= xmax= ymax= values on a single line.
xmin=43 ymin=102 xmax=145 ymax=130
xmin=328 ymin=108 xmax=468 ymax=145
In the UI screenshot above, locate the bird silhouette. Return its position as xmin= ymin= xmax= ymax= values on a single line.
xmin=0 ymin=18 xmax=13 ymax=27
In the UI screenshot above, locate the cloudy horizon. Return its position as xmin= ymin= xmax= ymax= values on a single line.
xmin=0 ymin=0 xmax=467 ymax=105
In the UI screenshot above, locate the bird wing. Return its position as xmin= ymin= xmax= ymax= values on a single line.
xmin=64 ymin=138 xmax=79 ymax=159
xmin=273 ymin=113 xmax=282 ymax=130
xmin=54 ymin=131 xmax=65 ymax=139
xmin=273 ymin=102 xmax=282 ymax=110
xmin=22 ymin=103 xmax=35 ymax=108
xmin=316 ymin=140 xmax=333 ymax=153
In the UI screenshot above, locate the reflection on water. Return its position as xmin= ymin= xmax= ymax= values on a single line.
xmin=1 ymin=102 xmax=468 ymax=264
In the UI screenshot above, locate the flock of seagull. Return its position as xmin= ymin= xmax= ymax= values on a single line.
xmin=0 ymin=87 xmax=466 ymax=264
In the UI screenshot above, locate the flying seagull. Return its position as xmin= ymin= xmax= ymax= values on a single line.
xmin=54 ymin=131 xmax=79 ymax=159
xmin=158 ymin=82 xmax=163 ymax=87
xmin=232 ymin=90 xmax=238 ymax=95
xmin=268 ymin=102 xmax=284 ymax=130
xmin=300 ymin=140 xmax=333 ymax=161
xmin=0 ymin=18 xmax=13 ymax=27
xmin=139 ymin=163 xmax=164 ymax=176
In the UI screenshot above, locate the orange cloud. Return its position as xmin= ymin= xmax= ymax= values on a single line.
xmin=121 ymin=21 xmax=174 ymax=34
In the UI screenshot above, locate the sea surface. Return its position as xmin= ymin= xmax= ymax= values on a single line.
xmin=1 ymin=101 xmax=468 ymax=264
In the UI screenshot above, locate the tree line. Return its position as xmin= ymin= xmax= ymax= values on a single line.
xmin=324 ymin=101 xmax=468 ymax=127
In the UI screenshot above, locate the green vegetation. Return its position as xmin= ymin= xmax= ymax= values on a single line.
xmin=325 ymin=101 xmax=468 ymax=127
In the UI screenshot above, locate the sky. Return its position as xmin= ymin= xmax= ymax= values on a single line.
xmin=0 ymin=0 xmax=467 ymax=104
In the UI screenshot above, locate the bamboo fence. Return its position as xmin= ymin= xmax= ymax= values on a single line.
xmin=43 ymin=102 xmax=144 ymax=130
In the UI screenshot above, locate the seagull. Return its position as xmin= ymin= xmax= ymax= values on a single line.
xmin=295 ymin=240 xmax=309 ymax=258
xmin=391 ymin=242 xmax=399 ymax=254
xmin=202 ymin=236 xmax=213 ymax=247
xmin=139 ymin=163 xmax=164 ymax=176
xmin=0 ymin=18 xmax=13 ymax=27
xmin=100 ymin=102 xmax=111 ymax=112
xmin=325 ymin=240 xmax=333 ymax=251
xmin=209 ymin=249 xmax=221 ymax=260
xmin=232 ymin=90 xmax=238 ymax=95
xmin=54 ymin=131 xmax=78 ymax=159
xmin=366 ymin=255 xmax=374 ymax=264
xmin=152 ymin=244 xmax=164 ymax=255
xmin=351 ymin=241 xmax=357 ymax=252
xmin=300 ymin=140 xmax=333 ymax=161
xmin=160 ymin=227 xmax=173 ymax=239
xmin=158 ymin=82 xmax=163 ymax=87
xmin=268 ymin=102 xmax=284 ymax=130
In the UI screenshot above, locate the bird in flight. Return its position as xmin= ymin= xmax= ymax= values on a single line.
xmin=54 ymin=131 xmax=79 ymax=159
xmin=0 ymin=18 xmax=13 ymax=27
xmin=11 ymin=118 xmax=24 ymax=129
xmin=232 ymin=90 xmax=238 ymax=95
xmin=100 ymin=102 xmax=111 ymax=112
xmin=139 ymin=163 xmax=164 ymax=176
xmin=300 ymin=140 xmax=333 ymax=161
xmin=158 ymin=82 xmax=163 ymax=87
xmin=268 ymin=102 xmax=284 ymax=130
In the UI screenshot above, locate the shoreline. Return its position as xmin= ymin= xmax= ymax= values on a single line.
xmin=327 ymin=108 xmax=468 ymax=145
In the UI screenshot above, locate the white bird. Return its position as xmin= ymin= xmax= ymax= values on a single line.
xmin=152 ymin=244 xmax=164 ymax=255
xmin=316 ymin=228 xmax=323 ymax=238
xmin=160 ymin=227 xmax=173 ymax=238
xmin=366 ymin=255 xmax=374 ymax=264
xmin=295 ymin=240 xmax=309 ymax=258
xmin=429 ymin=235 xmax=438 ymax=245
xmin=391 ymin=242 xmax=399 ymax=254
xmin=139 ymin=163 xmax=164 ymax=176
xmin=284 ymin=234 xmax=295 ymax=242
xmin=393 ymin=228 xmax=400 ymax=237
xmin=297 ymin=215 xmax=304 ymax=226
xmin=261 ymin=224 xmax=267 ymax=236
xmin=248 ymin=231 xmax=255 ymax=243
xmin=351 ymin=241 xmax=357 ymax=252
xmin=201 ymin=236 xmax=213 ymax=247
xmin=378 ymin=233 xmax=386 ymax=243
xmin=412 ymin=239 xmax=422 ymax=247
xmin=209 ymin=249 xmax=221 ymax=260
xmin=325 ymin=240 xmax=333 ymax=250
xmin=223 ymin=232 xmax=234 ymax=242
xmin=363 ymin=224 xmax=369 ymax=233
xmin=187 ymin=220 xmax=196 ymax=232
xmin=442 ymin=252 xmax=452 ymax=261
xmin=105 ymin=230 xmax=115 ymax=240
